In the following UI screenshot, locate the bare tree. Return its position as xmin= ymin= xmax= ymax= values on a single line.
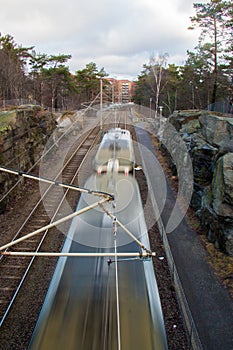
xmin=149 ymin=53 xmax=169 ymax=116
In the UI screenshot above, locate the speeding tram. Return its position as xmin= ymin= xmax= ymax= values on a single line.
xmin=28 ymin=127 xmax=168 ymax=349
xmin=93 ymin=128 xmax=135 ymax=175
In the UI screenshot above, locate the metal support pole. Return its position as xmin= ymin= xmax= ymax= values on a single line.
xmin=0 ymin=166 xmax=114 ymax=201
xmin=112 ymin=83 xmax=114 ymax=104
xmin=2 ymin=252 xmax=155 ymax=258
xmin=150 ymin=97 xmax=152 ymax=118
xmin=0 ymin=198 xmax=109 ymax=252
xmin=113 ymin=217 xmax=121 ymax=350
xmin=99 ymin=203 xmax=153 ymax=255
xmin=100 ymin=78 xmax=103 ymax=139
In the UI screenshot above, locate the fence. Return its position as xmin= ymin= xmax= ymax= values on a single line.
xmin=0 ymin=99 xmax=66 ymax=113
xmin=0 ymin=99 xmax=38 ymax=108
xmin=206 ymin=101 xmax=233 ymax=115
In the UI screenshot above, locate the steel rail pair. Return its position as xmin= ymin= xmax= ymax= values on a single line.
xmin=0 ymin=125 xmax=101 ymax=326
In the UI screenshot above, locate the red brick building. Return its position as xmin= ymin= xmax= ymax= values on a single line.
xmin=106 ymin=78 xmax=135 ymax=103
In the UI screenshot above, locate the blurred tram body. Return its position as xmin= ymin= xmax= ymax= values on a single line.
xmin=93 ymin=128 xmax=135 ymax=175
xmin=28 ymin=129 xmax=168 ymax=350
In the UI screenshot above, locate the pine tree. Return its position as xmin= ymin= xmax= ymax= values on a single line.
xmin=189 ymin=0 xmax=228 ymax=105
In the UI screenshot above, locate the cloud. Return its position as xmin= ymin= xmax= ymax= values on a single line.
xmin=0 ymin=0 xmax=205 ymax=79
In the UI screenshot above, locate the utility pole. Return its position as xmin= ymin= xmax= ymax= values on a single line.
xmin=112 ymin=82 xmax=114 ymax=104
xmin=150 ymin=97 xmax=152 ymax=118
xmin=100 ymin=79 xmax=103 ymax=139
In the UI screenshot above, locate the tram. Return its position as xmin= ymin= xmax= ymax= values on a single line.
xmin=28 ymin=127 xmax=168 ymax=349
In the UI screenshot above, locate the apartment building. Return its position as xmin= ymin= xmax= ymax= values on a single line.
xmin=106 ymin=78 xmax=135 ymax=103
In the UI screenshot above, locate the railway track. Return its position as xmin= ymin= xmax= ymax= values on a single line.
xmin=0 ymin=124 xmax=101 ymax=327
xmin=0 ymin=107 xmax=190 ymax=349
xmin=0 ymin=107 xmax=138 ymax=343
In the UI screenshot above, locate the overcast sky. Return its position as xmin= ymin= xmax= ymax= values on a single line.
xmin=1 ymin=0 xmax=209 ymax=80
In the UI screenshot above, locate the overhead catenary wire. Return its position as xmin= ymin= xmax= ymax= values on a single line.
xmin=0 ymin=197 xmax=110 ymax=252
xmin=0 ymin=166 xmax=114 ymax=201
xmin=0 ymin=168 xmax=155 ymax=258
xmin=0 ymin=112 xmax=82 ymax=203
xmin=1 ymin=121 xmax=104 ymax=235
xmin=0 ymin=131 xmax=108 ymax=325
xmin=0 ymin=98 xmax=99 ymax=204
xmin=5 ymin=142 xmax=39 ymax=168
xmin=99 ymin=203 xmax=153 ymax=255
xmin=0 ymin=117 xmax=161 ymax=348
xmin=0 ymin=113 xmax=154 ymax=259
xmin=0 ymin=109 xmax=161 ymax=344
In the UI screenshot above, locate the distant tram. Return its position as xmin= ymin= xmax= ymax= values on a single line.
xmin=93 ymin=128 xmax=135 ymax=175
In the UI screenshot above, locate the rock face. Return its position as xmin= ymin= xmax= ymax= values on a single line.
xmin=0 ymin=105 xmax=57 ymax=213
xmin=169 ymin=110 xmax=233 ymax=256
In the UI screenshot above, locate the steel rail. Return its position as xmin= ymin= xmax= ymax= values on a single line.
xmin=0 ymin=124 xmax=101 ymax=326
xmin=0 ymin=108 xmax=131 ymax=329
xmin=0 ymin=126 xmax=98 ymax=263
xmin=0 ymin=198 xmax=109 ymax=252
xmin=0 ymin=107 xmax=87 ymax=204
